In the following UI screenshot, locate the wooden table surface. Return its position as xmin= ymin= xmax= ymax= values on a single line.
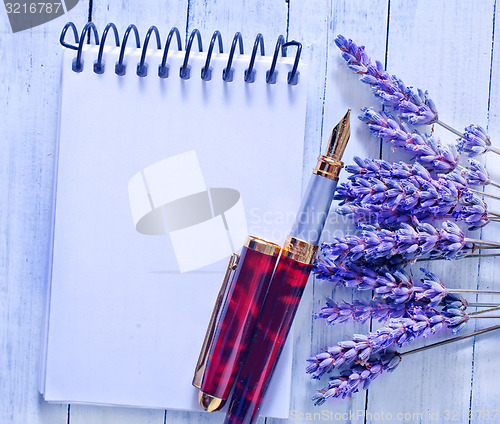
xmin=2 ymin=1 xmax=500 ymax=423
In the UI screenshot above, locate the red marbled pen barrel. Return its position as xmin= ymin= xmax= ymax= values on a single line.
xmin=224 ymin=110 xmax=351 ymax=424
xmin=193 ymin=236 xmax=281 ymax=412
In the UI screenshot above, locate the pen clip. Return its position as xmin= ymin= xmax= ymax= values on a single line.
xmin=193 ymin=252 xmax=240 ymax=388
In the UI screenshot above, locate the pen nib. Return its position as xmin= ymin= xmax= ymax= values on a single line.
xmin=326 ymin=109 xmax=351 ymax=161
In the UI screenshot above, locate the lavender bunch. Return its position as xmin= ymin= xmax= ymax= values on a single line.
xmin=359 ymin=108 xmax=457 ymax=172
xmin=334 ymin=35 xmax=438 ymax=125
xmin=335 ymin=159 xmax=489 ymax=229
xmin=311 ymin=352 xmax=401 ymax=404
xmin=319 ymin=221 xmax=489 ymax=265
xmin=306 ymin=305 xmax=468 ymax=379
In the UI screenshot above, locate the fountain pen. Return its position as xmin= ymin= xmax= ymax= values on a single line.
xmin=224 ymin=110 xmax=351 ymax=424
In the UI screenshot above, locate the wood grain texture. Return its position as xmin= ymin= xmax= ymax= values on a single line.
xmin=469 ymin=0 xmax=500 ymax=418
xmin=2 ymin=0 xmax=500 ymax=423
xmin=368 ymin=2 xmax=495 ymax=422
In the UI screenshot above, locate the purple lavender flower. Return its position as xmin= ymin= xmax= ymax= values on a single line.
xmin=314 ymin=257 xmax=471 ymax=309
xmin=318 ymin=221 xmax=475 ymax=268
xmin=463 ymin=160 xmax=491 ymax=186
xmin=314 ymin=299 xmax=409 ymax=325
xmin=311 ymin=353 xmax=401 ymax=404
xmin=335 ymin=161 xmax=489 ymax=229
xmin=458 ymin=125 xmax=491 ymax=156
xmin=335 ymin=35 xmax=438 ymax=125
xmin=337 ymin=165 xmax=464 ymax=211
xmin=359 ymin=108 xmax=458 ymax=172
xmin=414 ymin=269 xmax=448 ymax=305
xmin=453 ymin=196 xmax=490 ymax=231
xmin=306 ymin=306 xmax=467 ymax=379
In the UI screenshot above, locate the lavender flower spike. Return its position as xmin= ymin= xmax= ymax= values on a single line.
xmin=464 ymin=160 xmax=491 ymax=186
xmin=311 ymin=353 xmax=401 ymax=404
xmin=314 ymin=299 xmax=408 ymax=325
xmin=335 ymin=35 xmax=438 ymax=125
xmin=318 ymin=221 xmax=479 ymax=267
xmin=359 ymin=108 xmax=458 ymax=172
xmin=335 ymin=158 xmax=485 ymax=227
xmin=314 ymin=258 xmax=461 ymax=307
xmin=458 ymin=125 xmax=492 ymax=157
xmin=306 ymin=306 xmax=467 ymax=379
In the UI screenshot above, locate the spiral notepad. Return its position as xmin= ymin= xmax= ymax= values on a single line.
xmin=39 ymin=22 xmax=308 ymax=417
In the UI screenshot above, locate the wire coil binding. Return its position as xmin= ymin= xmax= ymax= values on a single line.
xmin=60 ymin=22 xmax=302 ymax=84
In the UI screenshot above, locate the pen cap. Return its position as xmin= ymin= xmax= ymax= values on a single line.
xmin=193 ymin=236 xmax=280 ymax=410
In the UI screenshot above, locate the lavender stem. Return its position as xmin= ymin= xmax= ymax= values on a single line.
xmin=436 ymin=120 xmax=465 ymax=138
xmin=487 ymin=146 xmax=500 ymax=156
xmin=468 ymin=305 xmax=500 ymax=316
xmin=469 ymin=315 xmax=500 ymax=319
xmin=401 ymin=324 xmax=500 ymax=357
xmin=468 ymin=303 xmax=500 ymax=309
xmin=450 ymin=288 xmax=500 ymax=295
xmin=416 ymin=252 xmax=500 ymax=262
xmin=459 ymin=253 xmax=500 ymax=258
xmin=466 ymin=238 xmax=500 ymax=248
xmin=468 ymin=188 xmax=500 ymax=202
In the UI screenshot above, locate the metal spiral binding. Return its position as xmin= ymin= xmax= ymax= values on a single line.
xmin=59 ymin=22 xmax=302 ymax=84
xmin=94 ymin=23 xmax=120 ymax=74
xmin=115 ymin=24 xmax=141 ymax=76
xmin=137 ymin=26 xmax=162 ymax=77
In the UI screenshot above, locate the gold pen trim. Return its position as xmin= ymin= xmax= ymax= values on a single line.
xmin=245 ymin=236 xmax=281 ymax=256
xmin=192 ymin=253 xmax=239 ymax=391
xmin=281 ymin=236 xmax=318 ymax=265
xmin=313 ymin=156 xmax=343 ymax=181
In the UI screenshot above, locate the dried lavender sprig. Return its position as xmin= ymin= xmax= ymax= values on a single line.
xmin=458 ymin=125 xmax=500 ymax=157
xmin=336 ymin=164 xmax=487 ymax=229
xmin=335 ymin=35 xmax=438 ymax=125
xmin=319 ymin=221 xmax=493 ymax=266
xmin=347 ymin=155 xmax=496 ymax=191
xmin=312 ymin=323 xmax=500 ymax=403
xmin=314 ymin=299 xmax=409 ymax=325
xmin=306 ymin=305 xmax=468 ymax=379
xmin=359 ymin=108 xmax=458 ymax=172
xmin=335 ymin=34 xmax=490 ymax=148
xmin=453 ymin=160 xmax=500 ymax=189
xmin=456 ymin=161 xmax=492 ymax=186
xmin=315 ymin=257 xmax=500 ymax=310
xmin=311 ymin=352 xmax=401 ymax=404
xmin=314 ymin=293 xmax=465 ymax=326
xmin=337 ymin=197 xmax=489 ymax=230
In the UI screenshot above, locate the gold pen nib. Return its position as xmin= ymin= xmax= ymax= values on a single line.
xmin=313 ymin=109 xmax=351 ymax=181
xmin=326 ymin=109 xmax=351 ymax=161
